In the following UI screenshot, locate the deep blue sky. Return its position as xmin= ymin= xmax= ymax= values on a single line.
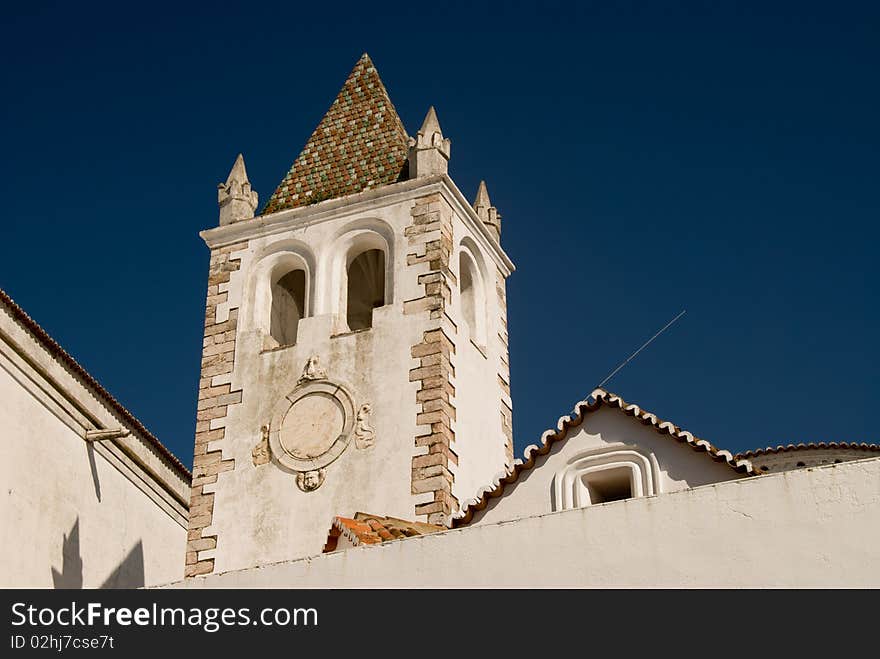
xmin=2 ymin=2 xmax=877 ymax=467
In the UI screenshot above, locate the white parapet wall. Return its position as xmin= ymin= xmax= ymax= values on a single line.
xmin=166 ymin=455 xmax=880 ymax=588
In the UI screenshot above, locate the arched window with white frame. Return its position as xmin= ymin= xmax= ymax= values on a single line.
xmin=251 ymin=247 xmax=314 ymax=350
xmin=346 ymin=248 xmax=385 ymax=331
xmin=269 ymin=268 xmax=306 ymax=346
xmin=330 ymin=223 xmax=394 ymax=334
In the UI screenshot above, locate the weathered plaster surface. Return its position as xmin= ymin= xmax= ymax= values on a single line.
xmin=165 ymin=456 xmax=880 ymax=588
xmin=195 ymin=176 xmax=515 ymax=574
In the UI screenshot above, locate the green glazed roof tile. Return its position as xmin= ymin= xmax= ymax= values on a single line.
xmin=262 ymin=54 xmax=410 ymax=214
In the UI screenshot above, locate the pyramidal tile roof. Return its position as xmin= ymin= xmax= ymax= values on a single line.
xmin=262 ymin=53 xmax=410 ymax=214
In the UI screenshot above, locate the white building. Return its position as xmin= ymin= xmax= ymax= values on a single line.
xmin=0 ymin=289 xmax=190 ymax=588
xmin=184 ymin=53 xmax=513 ymax=577
xmin=173 ymin=54 xmax=880 ymax=587
xmin=3 ymin=53 xmax=877 ymax=589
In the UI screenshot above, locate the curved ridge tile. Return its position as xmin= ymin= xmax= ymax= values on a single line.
xmin=735 ymin=442 xmax=880 ymax=459
xmin=452 ymin=389 xmax=757 ymax=528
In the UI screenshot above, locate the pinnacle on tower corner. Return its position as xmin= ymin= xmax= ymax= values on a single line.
xmin=408 ymin=105 xmax=451 ymax=178
xmin=473 ymin=180 xmax=501 ymax=240
xmin=419 ymin=106 xmax=443 ymax=139
xmin=217 ymin=153 xmax=259 ymax=226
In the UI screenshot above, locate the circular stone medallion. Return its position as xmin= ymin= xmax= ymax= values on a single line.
xmin=279 ymin=393 xmax=344 ymax=460
xmin=268 ymin=380 xmax=356 ymax=473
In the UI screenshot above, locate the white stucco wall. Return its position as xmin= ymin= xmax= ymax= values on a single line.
xmin=201 ymin=176 xmax=514 ymax=573
xmin=469 ymin=405 xmax=745 ymax=525
xmin=166 ymin=456 xmax=880 ymax=588
xmin=208 ymin=201 xmax=427 ymax=573
xmin=0 ymin=305 xmax=189 ymax=588
xmin=448 ymin=224 xmax=511 ymax=510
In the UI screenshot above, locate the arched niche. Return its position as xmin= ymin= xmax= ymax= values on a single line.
xmin=249 ymin=241 xmax=316 ymax=350
xmin=328 ymin=220 xmax=394 ymax=333
xmin=270 ymin=269 xmax=305 ymax=346
xmin=346 ymin=248 xmax=385 ymax=330
xmin=458 ymin=238 xmax=490 ymax=349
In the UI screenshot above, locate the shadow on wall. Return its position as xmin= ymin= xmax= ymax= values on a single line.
xmin=51 ymin=518 xmax=83 ymax=589
xmin=100 ymin=541 xmax=144 ymax=589
xmin=86 ymin=443 xmax=101 ymax=502
xmin=50 ymin=518 xmax=145 ymax=589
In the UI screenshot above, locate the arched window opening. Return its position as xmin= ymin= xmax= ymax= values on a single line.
xmin=459 ymin=250 xmax=486 ymax=347
xmin=552 ymin=447 xmax=660 ymax=512
xmin=346 ymin=249 xmax=385 ymax=331
xmin=270 ymin=269 xmax=306 ymax=346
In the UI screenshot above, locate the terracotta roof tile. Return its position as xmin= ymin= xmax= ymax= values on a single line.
xmin=735 ymin=442 xmax=880 ymax=459
xmin=323 ymin=513 xmax=443 ymax=552
xmin=452 ymin=388 xmax=757 ymax=527
xmin=262 ymin=53 xmax=410 ymax=214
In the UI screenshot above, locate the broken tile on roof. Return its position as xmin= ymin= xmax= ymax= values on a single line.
xmin=323 ymin=513 xmax=444 ymax=552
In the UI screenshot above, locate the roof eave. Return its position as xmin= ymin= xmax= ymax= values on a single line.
xmin=0 ymin=288 xmax=192 ymax=498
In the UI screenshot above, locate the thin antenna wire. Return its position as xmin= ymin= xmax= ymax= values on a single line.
xmin=595 ymin=310 xmax=687 ymax=391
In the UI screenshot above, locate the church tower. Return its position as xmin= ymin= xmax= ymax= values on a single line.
xmin=185 ymin=54 xmax=514 ymax=577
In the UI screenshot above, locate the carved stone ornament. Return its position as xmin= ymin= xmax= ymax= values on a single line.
xmin=268 ymin=379 xmax=356 ymax=475
xmin=252 ymin=425 xmax=270 ymax=466
xmin=298 ymin=355 xmax=327 ymax=385
xmin=296 ymin=468 xmax=325 ymax=492
xmin=354 ymin=403 xmax=376 ymax=449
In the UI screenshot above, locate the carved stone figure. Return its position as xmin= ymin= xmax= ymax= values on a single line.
xmin=298 ymin=355 xmax=327 ymax=384
xmin=354 ymin=403 xmax=376 ymax=449
xmin=296 ymin=468 xmax=325 ymax=492
xmin=252 ymin=425 xmax=270 ymax=466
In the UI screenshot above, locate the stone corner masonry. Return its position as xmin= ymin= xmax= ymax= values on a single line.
xmin=185 ymin=242 xmax=247 ymax=578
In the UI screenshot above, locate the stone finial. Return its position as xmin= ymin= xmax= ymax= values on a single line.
xmin=473 ymin=180 xmax=501 ymax=241
xmin=407 ymin=106 xmax=451 ymax=178
xmin=217 ymin=153 xmax=259 ymax=226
